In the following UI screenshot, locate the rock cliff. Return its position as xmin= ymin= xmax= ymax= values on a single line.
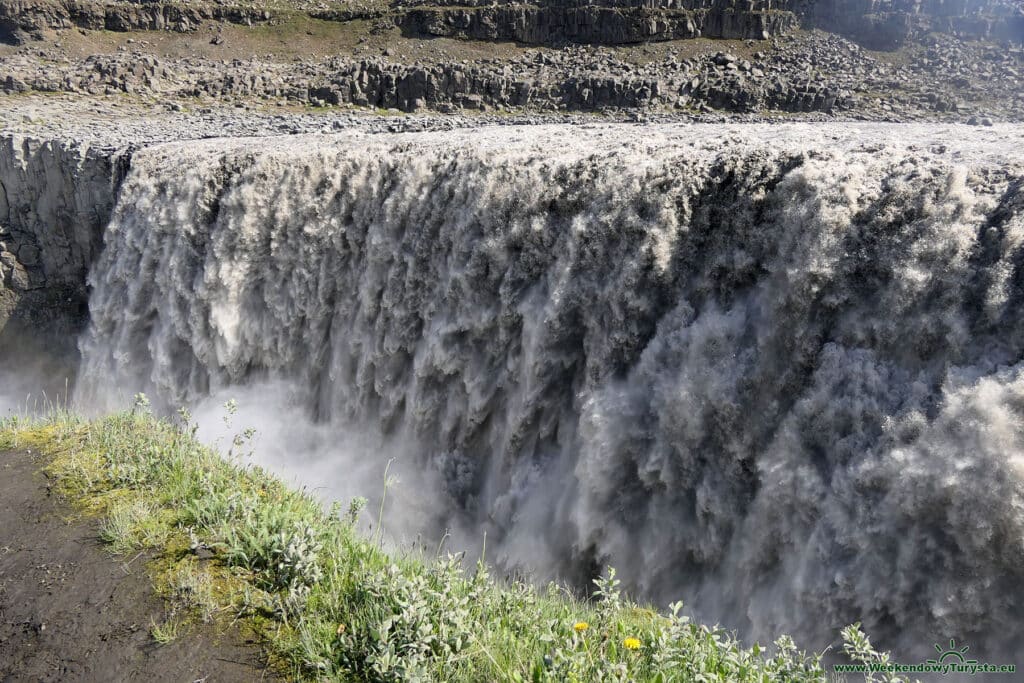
xmin=0 ymin=135 xmax=123 ymax=370
xmin=397 ymin=1 xmax=799 ymax=44
xmin=1 ymin=0 xmax=1020 ymax=48
xmin=0 ymin=0 xmax=273 ymax=44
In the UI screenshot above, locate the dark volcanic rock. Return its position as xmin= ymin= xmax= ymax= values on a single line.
xmin=397 ymin=2 xmax=798 ymax=45
xmin=392 ymin=0 xmax=1024 ymax=48
xmin=0 ymin=0 xmax=275 ymax=44
xmin=2 ymin=0 xmax=1021 ymax=49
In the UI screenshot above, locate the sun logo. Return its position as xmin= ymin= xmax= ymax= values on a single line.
xmin=926 ymin=639 xmax=978 ymax=666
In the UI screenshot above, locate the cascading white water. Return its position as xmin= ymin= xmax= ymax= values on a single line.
xmin=77 ymin=123 xmax=1024 ymax=659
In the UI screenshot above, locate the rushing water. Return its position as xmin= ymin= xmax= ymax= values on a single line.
xmin=75 ymin=123 xmax=1024 ymax=658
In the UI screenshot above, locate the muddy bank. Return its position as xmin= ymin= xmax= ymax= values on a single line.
xmin=0 ymin=447 xmax=276 ymax=682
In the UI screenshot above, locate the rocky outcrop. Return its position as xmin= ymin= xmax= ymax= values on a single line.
xmin=2 ymin=0 xmax=1020 ymax=48
xmin=0 ymin=0 xmax=274 ymax=44
xmin=393 ymin=0 xmax=1023 ymax=48
xmin=0 ymin=45 xmax=858 ymax=115
xmin=398 ymin=3 xmax=798 ymax=44
xmin=1 ymin=0 xmax=802 ymax=46
xmin=6 ymin=23 xmax=1022 ymax=120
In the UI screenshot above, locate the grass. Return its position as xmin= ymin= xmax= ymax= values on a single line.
xmin=0 ymin=401 xmax=915 ymax=682
xmin=151 ymin=615 xmax=186 ymax=644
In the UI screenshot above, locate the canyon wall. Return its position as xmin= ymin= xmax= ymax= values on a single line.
xmin=0 ymin=0 xmax=274 ymax=44
xmin=0 ymin=135 xmax=123 ymax=401
xmin=396 ymin=1 xmax=800 ymax=43
xmin=397 ymin=0 xmax=1023 ymax=47
xmin=2 ymin=0 xmax=1020 ymax=47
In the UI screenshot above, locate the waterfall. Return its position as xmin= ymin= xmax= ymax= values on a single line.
xmin=77 ymin=123 xmax=1024 ymax=657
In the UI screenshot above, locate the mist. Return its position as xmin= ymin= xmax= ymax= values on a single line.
xmin=190 ymin=381 xmax=471 ymax=553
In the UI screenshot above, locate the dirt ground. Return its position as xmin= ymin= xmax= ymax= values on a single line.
xmin=0 ymin=448 xmax=278 ymax=683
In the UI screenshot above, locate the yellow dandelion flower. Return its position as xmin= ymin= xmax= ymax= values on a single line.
xmin=336 ymin=623 xmax=346 ymax=636
xmin=623 ymin=637 xmax=641 ymax=650
xmin=573 ymin=621 xmax=589 ymax=632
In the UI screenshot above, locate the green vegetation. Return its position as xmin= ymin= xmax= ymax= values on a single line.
xmin=150 ymin=614 xmax=186 ymax=644
xmin=0 ymin=400 xmax=914 ymax=682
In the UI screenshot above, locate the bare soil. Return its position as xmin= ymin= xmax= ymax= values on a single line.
xmin=0 ymin=448 xmax=278 ymax=683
